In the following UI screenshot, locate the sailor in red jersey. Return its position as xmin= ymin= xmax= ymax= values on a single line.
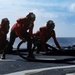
xmin=0 ymin=18 xmax=10 ymax=54
xmin=1 ymin=12 xmax=36 ymax=59
xmin=34 ymin=20 xmax=61 ymax=53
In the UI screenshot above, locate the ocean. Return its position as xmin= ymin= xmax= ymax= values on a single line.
xmin=12 ymin=37 xmax=75 ymax=48
xmin=47 ymin=37 xmax=75 ymax=47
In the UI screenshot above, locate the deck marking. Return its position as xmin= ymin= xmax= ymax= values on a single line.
xmin=5 ymin=65 xmax=75 ymax=75
xmin=0 ymin=59 xmax=16 ymax=61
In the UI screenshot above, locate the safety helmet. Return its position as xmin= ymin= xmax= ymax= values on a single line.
xmin=1 ymin=18 xmax=10 ymax=26
xmin=26 ymin=12 xmax=36 ymax=21
xmin=46 ymin=20 xmax=55 ymax=29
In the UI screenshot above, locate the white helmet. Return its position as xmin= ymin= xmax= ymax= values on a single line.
xmin=26 ymin=12 xmax=36 ymax=21
xmin=1 ymin=18 xmax=9 ymax=25
xmin=46 ymin=20 xmax=55 ymax=29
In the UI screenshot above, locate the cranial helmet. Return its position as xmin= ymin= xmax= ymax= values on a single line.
xmin=46 ymin=20 xmax=55 ymax=29
xmin=1 ymin=18 xmax=9 ymax=25
xmin=26 ymin=12 xmax=36 ymax=21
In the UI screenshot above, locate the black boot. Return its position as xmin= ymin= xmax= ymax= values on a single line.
xmin=27 ymin=50 xmax=35 ymax=59
xmin=1 ymin=53 xmax=5 ymax=59
xmin=27 ymin=54 xmax=35 ymax=59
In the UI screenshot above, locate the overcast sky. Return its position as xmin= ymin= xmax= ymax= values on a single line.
xmin=0 ymin=0 xmax=75 ymax=37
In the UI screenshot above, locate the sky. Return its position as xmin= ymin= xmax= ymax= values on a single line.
xmin=0 ymin=0 xmax=75 ymax=37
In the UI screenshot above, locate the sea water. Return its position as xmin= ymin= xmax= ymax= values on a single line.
xmin=12 ymin=37 xmax=75 ymax=48
xmin=47 ymin=37 xmax=75 ymax=47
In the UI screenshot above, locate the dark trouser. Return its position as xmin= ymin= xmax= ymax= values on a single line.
xmin=22 ymin=32 xmax=33 ymax=55
xmin=2 ymin=30 xmax=17 ymax=55
xmin=3 ymin=30 xmax=33 ymax=55
xmin=9 ymin=30 xmax=17 ymax=50
xmin=0 ymin=40 xmax=9 ymax=51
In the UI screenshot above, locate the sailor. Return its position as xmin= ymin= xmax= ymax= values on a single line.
xmin=34 ymin=20 xmax=62 ymax=53
xmin=0 ymin=18 xmax=10 ymax=59
xmin=1 ymin=12 xmax=36 ymax=59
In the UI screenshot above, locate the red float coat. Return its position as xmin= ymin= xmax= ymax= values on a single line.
xmin=11 ymin=18 xmax=34 ymax=40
